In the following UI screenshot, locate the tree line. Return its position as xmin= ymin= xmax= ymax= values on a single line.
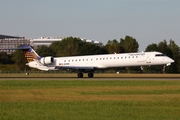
xmin=0 ymin=35 xmax=180 ymax=73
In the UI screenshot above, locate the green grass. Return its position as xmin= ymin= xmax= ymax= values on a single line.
xmin=0 ymin=80 xmax=180 ymax=120
xmin=1 ymin=101 xmax=180 ymax=120
xmin=1 ymin=73 xmax=180 ymax=78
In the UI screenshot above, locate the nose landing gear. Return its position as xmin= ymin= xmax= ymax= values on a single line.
xmin=163 ymin=65 xmax=166 ymax=73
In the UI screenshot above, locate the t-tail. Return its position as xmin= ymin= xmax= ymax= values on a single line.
xmin=18 ymin=45 xmax=55 ymax=71
xmin=18 ymin=45 xmax=41 ymax=62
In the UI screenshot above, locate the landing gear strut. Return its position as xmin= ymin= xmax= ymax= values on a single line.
xmin=163 ymin=65 xmax=166 ymax=73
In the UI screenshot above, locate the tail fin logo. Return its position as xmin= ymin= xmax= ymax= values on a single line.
xmin=24 ymin=51 xmax=39 ymax=62
xmin=18 ymin=45 xmax=41 ymax=63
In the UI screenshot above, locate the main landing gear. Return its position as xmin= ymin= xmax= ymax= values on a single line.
xmin=77 ymin=72 xmax=83 ymax=78
xmin=77 ymin=72 xmax=94 ymax=78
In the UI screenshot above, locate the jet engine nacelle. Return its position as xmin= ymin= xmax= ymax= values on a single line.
xmin=40 ymin=57 xmax=54 ymax=65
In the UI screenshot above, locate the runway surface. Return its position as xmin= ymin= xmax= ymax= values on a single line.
xmin=0 ymin=77 xmax=180 ymax=80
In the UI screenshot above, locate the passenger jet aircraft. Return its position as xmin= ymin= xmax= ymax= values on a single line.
xmin=18 ymin=45 xmax=174 ymax=78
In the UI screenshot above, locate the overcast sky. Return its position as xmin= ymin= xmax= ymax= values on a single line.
xmin=0 ymin=0 xmax=179 ymax=51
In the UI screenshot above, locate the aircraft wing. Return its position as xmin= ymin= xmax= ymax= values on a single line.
xmin=55 ymin=66 xmax=96 ymax=70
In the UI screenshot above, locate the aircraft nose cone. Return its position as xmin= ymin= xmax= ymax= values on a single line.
xmin=171 ymin=59 xmax=175 ymax=63
xmin=168 ymin=58 xmax=174 ymax=63
xmin=166 ymin=58 xmax=174 ymax=66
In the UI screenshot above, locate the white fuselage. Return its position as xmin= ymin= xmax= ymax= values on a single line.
xmin=56 ymin=52 xmax=173 ymax=68
xmin=27 ymin=51 xmax=174 ymax=71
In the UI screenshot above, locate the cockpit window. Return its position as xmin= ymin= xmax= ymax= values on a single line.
xmin=155 ymin=54 xmax=166 ymax=57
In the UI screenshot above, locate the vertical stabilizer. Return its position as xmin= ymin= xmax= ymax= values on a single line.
xmin=18 ymin=45 xmax=41 ymax=62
